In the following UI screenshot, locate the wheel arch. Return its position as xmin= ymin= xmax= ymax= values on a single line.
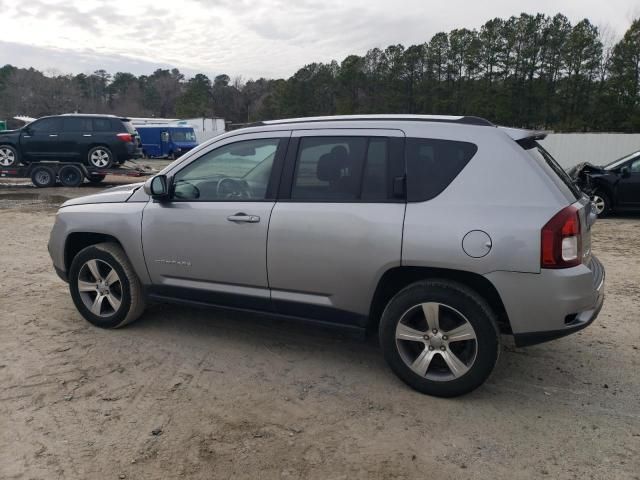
xmin=368 ymin=266 xmax=511 ymax=334
xmin=64 ymin=232 xmax=123 ymax=272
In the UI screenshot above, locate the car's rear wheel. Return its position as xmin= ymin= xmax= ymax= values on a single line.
xmin=0 ymin=145 xmax=19 ymax=167
xmin=88 ymin=146 xmax=113 ymax=168
xmin=379 ymin=280 xmax=500 ymax=397
xmin=592 ymin=192 xmax=611 ymax=217
xmin=69 ymin=242 xmax=145 ymax=328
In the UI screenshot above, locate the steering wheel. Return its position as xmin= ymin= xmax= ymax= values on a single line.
xmin=216 ymin=177 xmax=251 ymax=199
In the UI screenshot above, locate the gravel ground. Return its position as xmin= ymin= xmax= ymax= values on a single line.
xmin=0 ymin=178 xmax=639 ymax=480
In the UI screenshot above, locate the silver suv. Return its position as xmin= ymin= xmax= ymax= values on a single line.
xmin=48 ymin=115 xmax=605 ymax=397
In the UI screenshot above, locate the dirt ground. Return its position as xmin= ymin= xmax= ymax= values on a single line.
xmin=0 ymin=177 xmax=639 ymax=480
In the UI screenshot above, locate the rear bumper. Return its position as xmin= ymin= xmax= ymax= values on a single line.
xmin=486 ymin=256 xmax=605 ymax=346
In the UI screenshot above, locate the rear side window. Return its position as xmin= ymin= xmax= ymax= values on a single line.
xmin=92 ymin=118 xmax=114 ymax=132
xmin=406 ymin=138 xmax=477 ymax=202
xmin=62 ymin=117 xmax=92 ymax=132
xmin=291 ymin=136 xmax=394 ymax=201
xmin=121 ymin=120 xmax=137 ymax=134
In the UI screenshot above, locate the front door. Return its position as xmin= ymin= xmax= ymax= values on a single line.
xmin=142 ymin=132 xmax=290 ymax=309
xmin=21 ymin=117 xmax=63 ymax=160
xmin=617 ymin=157 xmax=640 ymax=207
xmin=267 ymin=129 xmax=406 ymax=326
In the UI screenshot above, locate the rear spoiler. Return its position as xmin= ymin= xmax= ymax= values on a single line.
xmin=498 ymin=126 xmax=548 ymax=150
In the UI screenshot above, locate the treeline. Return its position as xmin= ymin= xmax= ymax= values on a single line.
xmin=1 ymin=13 xmax=639 ymax=131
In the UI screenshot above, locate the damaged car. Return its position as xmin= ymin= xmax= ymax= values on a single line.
xmin=568 ymin=150 xmax=640 ymax=216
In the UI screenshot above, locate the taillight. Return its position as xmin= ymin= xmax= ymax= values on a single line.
xmin=541 ymin=205 xmax=582 ymax=268
xmin=117 ymin=133 xmax=133 ymax=142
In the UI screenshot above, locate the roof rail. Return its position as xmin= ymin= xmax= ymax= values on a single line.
xmin=248 ymin=114 xmax=494 ymax=128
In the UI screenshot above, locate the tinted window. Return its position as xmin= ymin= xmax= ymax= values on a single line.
xmin=629 ymin=158 xmax=640 ymax=173
xmin=121 ymin=120 xmax=137 ymax=134
xmin=30 ymin=118 xmax=61 ymax=133
xmin=92 ymin=118 xmax=113 ymax=132
xmin=173 ymin=138 xmax=280 ymax=201
xmin=292 ymin=136 xmax=394 ymax=201
xmin=63 ymin=117 xmax=92 ymax=132
xmin=406 ymin=138 xmax=477 ymax=201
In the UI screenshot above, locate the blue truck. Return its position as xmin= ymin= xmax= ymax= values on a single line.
xmin=136 ymin=125 xmax=198 ymax=159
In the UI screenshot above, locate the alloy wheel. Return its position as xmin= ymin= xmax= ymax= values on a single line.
xmin=77 ymin=259 xmax=123 ymax=317
xmin=395 ymin=302 xmax=478 ymax=381
xmin=0 ymin=147 xmax=16 ymax=166
xmin=592 ymin=195 xmax=606 ymax=215
xmin=90 ymin=149 xmax=111 ymax=168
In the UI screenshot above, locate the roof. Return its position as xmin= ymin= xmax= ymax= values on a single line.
xmin=253 ymin=114 xmax=494 ymax=127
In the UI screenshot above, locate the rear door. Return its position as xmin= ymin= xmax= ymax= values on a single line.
xmin=61 ymin=117 xmax=92 ymax=160
xmin=267 ymin=129 xmax=406 ymax=325
xmin=616 ymin=157 xmax=640 ymax=207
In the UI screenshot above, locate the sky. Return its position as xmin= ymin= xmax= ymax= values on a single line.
xmin=0 ymin=0 xmax=638 ymax=80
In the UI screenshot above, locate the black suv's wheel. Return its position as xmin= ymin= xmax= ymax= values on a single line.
xmin=592 ymin=191 xmax=611 ymax=217
xmin=87 ymin=174 xmax=106 ymax=184
xmin=87 ymin=146 xmax=113 ymax=168
xmin=379 ymin=280 xmax=500 ymax=397
xmin=68 ymin=242 xmax=146 ymax=328
xmin=30 ymin=165 xmax=56 ymax=188
xmin=59 ymin=164 xmax=84 ymax=187
xmin=0 ymin=144 xmax=19 ymax=167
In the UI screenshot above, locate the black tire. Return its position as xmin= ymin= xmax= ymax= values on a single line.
xmin=68 ymin=242 xmax=146 ymax=329
xmin=592 ymin=191 xmax=612 ymax=217
xmin=58 ymin=164 xmax=84 ymax=187
xmin=87 ymin=174 xmax=106 ymax=184
xmin=87 ymin=146 xmax=114 ymax=168
xmin=379 ymin=279 xmax=500 ymax=397
xmin=0 ymin=144 xmax=19 ymax=167
xmin=30 ymin=165 xmax=56 ymax=188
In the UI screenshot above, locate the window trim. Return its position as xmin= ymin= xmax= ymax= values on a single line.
xmin=278 ymin=133 xmax=406 ymax=203
xmin=165 ymin=135 xmax=290 ymax=203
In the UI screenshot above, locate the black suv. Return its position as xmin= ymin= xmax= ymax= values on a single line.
xmin=569 ymin=150 xmax=640 ymax=216
xmin=0 ymin=114 xmax=141 ymax=169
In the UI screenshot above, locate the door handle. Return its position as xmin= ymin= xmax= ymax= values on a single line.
xmin=227 ymin=213 xmax=260 ymax=223
xmin=49 ymin=134 xmax=58 ymax=137
xmin=83 ymin=134 xmax=92 ymax=137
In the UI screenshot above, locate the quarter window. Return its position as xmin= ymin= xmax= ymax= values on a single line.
xmin=291 ymin=136 xmax=393 ymax=201
xmin=406 ymin=138 xmax=478 ymax=202
xmin=172 ymin=138 xmax=280 ymax=201
xmin=629 ymin=159 xmax=640 ymax=173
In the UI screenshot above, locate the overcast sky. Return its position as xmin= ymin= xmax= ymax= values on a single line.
xmin=1 ymin=0 xmax=638 ymax=80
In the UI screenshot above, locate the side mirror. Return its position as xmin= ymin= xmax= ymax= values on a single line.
xmin=620 ymin=166 xmax=631 ymax=178
xmin=144 ymin=174 xmax=170 ymax=200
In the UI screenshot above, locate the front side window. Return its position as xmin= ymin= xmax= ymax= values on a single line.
xmin=171 ymin=130 xmax=197 ymax=142
xmin=30 ymin=118 xmax=61 ymax=133
xmin=629 ymin=158 xmax=640 ymax=173
xmin=291 ymin=136 xmax=392 ymax=201
xmin=172 ymin=138 xmax=280 ymax=201
xmin=406 ymin=138 xmax=478 ymax=202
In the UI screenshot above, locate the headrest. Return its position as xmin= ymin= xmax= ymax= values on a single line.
xmin=317 ymin=152 xmax=341 ymax=182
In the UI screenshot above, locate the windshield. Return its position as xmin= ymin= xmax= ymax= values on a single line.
xmin=603 ymin=151 xmax=640 ymax=170
xmin=171 ymin=129 xmax=197 ymax=142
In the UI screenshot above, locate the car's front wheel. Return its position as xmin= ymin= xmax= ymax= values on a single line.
xmin=592 ymin=191 xmax=611 ymax=217
xmin=0 ymin=144 xmax=19 ymax=167
xmin=379 ymin=280 xmax=500 ymax=397
xmin=68 ymin=242 xmax=145 ymax=328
